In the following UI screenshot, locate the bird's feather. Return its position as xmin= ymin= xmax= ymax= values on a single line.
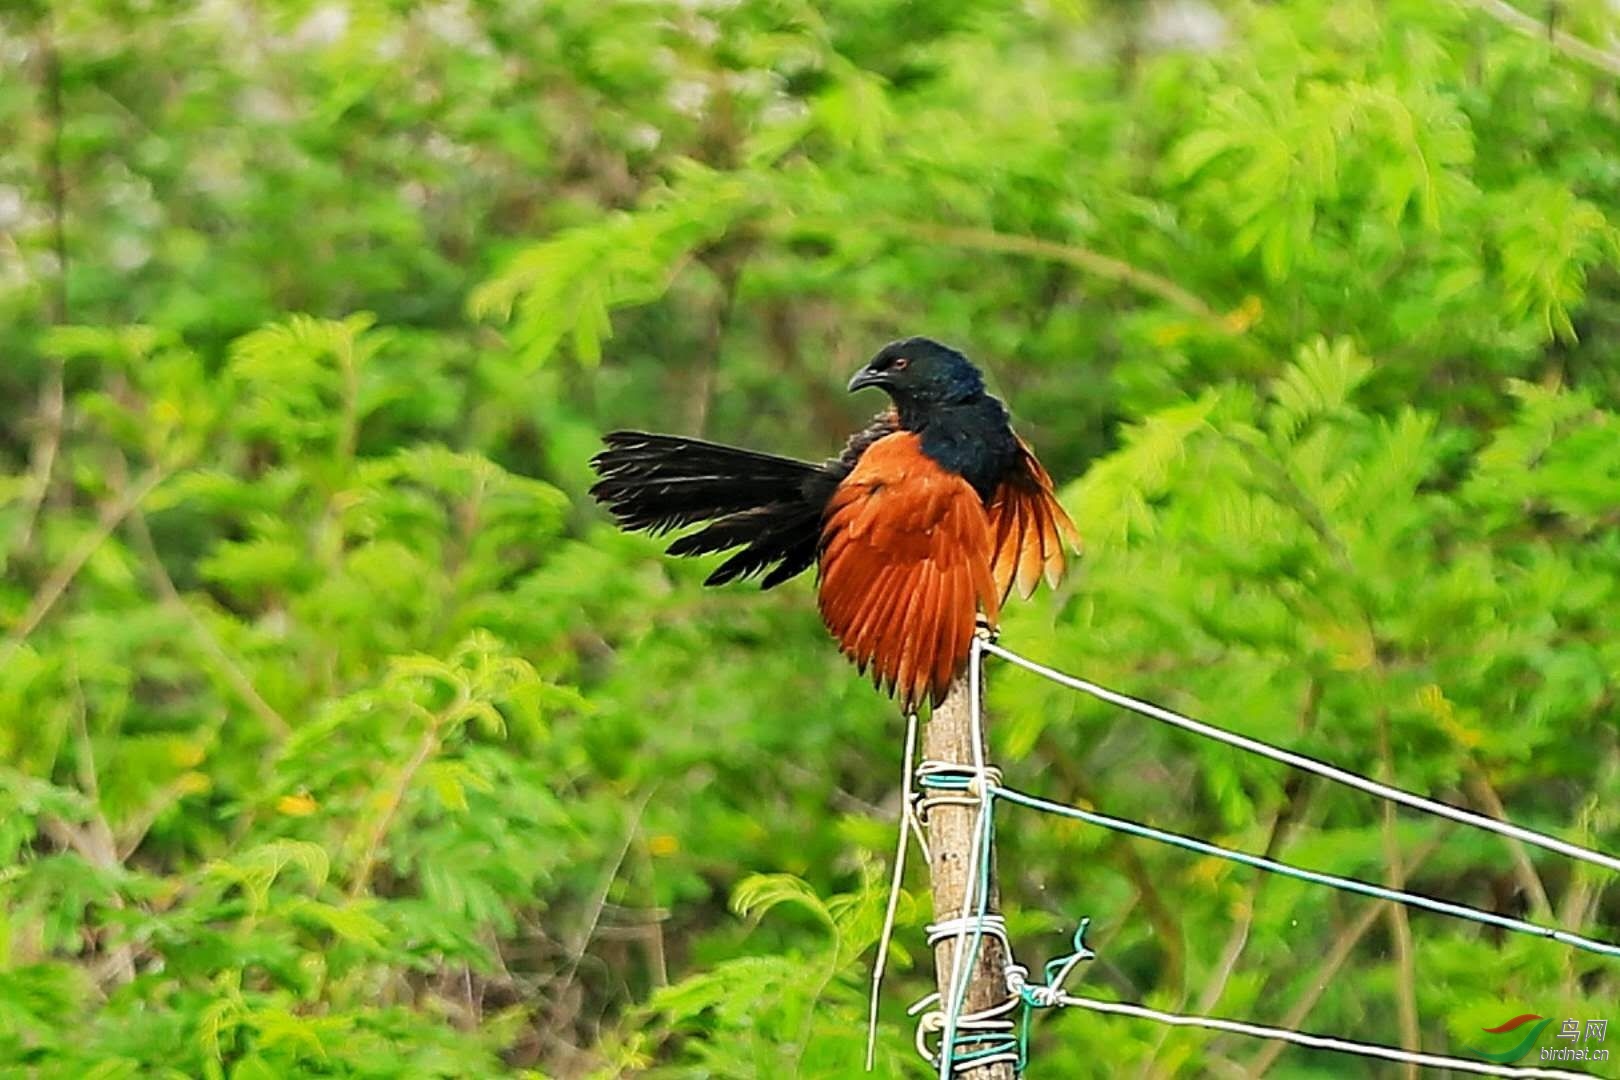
xmin=987 ymin=438 xmax=1081 ymax=602
xmin=589 ymin=417 xmax=898 ymax=588
xmin=817 ymin=433 xmax=1000 ymax=712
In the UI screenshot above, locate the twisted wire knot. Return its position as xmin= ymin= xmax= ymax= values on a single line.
xmin=908 ymin=990 xmax=1022 ymax=1074
xmin=913 ymin=760 xmax=1002 ymax=824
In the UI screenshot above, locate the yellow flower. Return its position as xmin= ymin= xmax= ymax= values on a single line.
xmin=276 ymin=792 xmax=319 ymax=817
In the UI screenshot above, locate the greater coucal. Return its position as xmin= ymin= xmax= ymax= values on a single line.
xmin=589 ymin=337 xmax=1080 ymax=712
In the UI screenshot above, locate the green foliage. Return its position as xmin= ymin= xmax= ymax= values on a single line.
xmin=3 ymin=0 xmax=1620 ymax=1076
xmin=623 ymin=862 xmax=914 ymax=1078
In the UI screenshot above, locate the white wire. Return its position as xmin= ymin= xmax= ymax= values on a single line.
xmin=938 ymin=635 xmax=994 ymax=1079
xmin=910 ymin=990 xmax=1022 ymax=1074
xmin=867 ymin=709 xmax=922 ymax=1072
xmin=982 ymin=641 xmax=1620 ymax=876
xmin=1058 ymin=994 xmax=1599 ymax=1079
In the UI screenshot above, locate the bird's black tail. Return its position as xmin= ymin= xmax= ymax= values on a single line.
xmin=588 ymin=431 xmax=835 ymax=588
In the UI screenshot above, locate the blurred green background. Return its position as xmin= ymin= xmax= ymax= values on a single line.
xmin=3 ymin=0 xmax=1620 ymax=1076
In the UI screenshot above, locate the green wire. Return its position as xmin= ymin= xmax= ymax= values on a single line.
xmin=996 ymin=784 xmax=1620 ymax=960
xmin=915 ymin=766 xmax=1620 ymax=1077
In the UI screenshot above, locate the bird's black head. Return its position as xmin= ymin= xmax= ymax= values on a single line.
xmin=846 ymin=337 xmax=986 ymax=417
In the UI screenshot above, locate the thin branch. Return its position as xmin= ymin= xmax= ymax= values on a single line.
xmin=16 ymin=20 xmax=70 ymax=555
xmin=1560 ymin=737 xmax=1620 ymax=1000
xmin=1463 ymin=766 xmax=1553 ymax=919
xmin=777 ymin=756 xmax=889 ymax=818
xmin=1113 ymin=836 xmax=1188 ymax=1000
xmin=334 ymin=325 xmax=362 ymax=465
xmin=0 ymin=464 xmax=171 ymax=667
xmin=40 ymin=672 xmax=139 ymax=987
xmin=39 ymin=815 xmax=108 ymax=866
xmin=1246 ymin=832 xmax=1448 ymax=1076
xmin=40 ymin=25 xmax=68 ymax=322
xmin=126 ymin=503 xmax=291 ymax=740
xmin=1378 ymin=717 xmax=1423 ymax=1080
xmin=347 ymin=704 xmax=445 ymax=898
xmin=41 ymin=811 xmax=138 ymax=993
xmin=17 ymin=372 xmax=66 ymax=557
xmin=1140 ymin=682 xmax=1321 ymax=1079
xmin=766 ymin=213 xmax=1230 ymax=328
xmin=873 ymin=219 xmax=1220 ymax=322
xmin=1080 ymin=893 xmax=1144 ymax=1000
xmin=67 ymin=662 xmax=99 ymax=801
xmin=1141 ymin=775 xmax=1320 ymax=1080
xmin=629 ymin=832 xmax=671 ymax=990
xmin=1458 ymin=0 xmax=1620 ymax=79
xmin=685 ymin=245 xmax=745 ymax=437
xmin=1198 ymin=782 xmax=1319 ymax=1020
xmin=117 ymin=771 xmax=216 ymax=862
xmin=763 ymin=301 xmax=849 ymax=439
xmin=543 ymin=787 xmax=657 ymax=1038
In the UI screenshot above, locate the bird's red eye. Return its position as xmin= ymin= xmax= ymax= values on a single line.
xmin=892 ymin=356 xmax=909 ymax=371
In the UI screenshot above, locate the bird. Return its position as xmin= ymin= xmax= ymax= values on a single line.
xmin=588 ymin=337 xmax=1080 ymax=713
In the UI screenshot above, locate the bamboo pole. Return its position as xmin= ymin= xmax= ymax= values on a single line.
xmin=922 ymin=665 xmax=1016 ymax=1080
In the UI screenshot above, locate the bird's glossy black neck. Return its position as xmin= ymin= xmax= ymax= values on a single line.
xmin=898 ymin=393 xmax=1019 ymax=501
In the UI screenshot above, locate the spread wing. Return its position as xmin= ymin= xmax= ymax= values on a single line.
xmin=987 ymin=438 xmax=1082 ymax=602
xmin=590 ymin=412 xmax=899 ymax=590
xmin=817 ymin=432 xmax=1000 ymax=713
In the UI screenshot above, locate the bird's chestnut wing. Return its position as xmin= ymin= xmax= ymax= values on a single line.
xmin=817 ymin=433 xmax=1000 ymax=712
xmin=987 ymin=438 xmax=1082 ymax=602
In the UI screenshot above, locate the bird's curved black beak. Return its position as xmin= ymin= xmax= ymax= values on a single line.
xmin=847 ymin=366 xmax=884 ymax=393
